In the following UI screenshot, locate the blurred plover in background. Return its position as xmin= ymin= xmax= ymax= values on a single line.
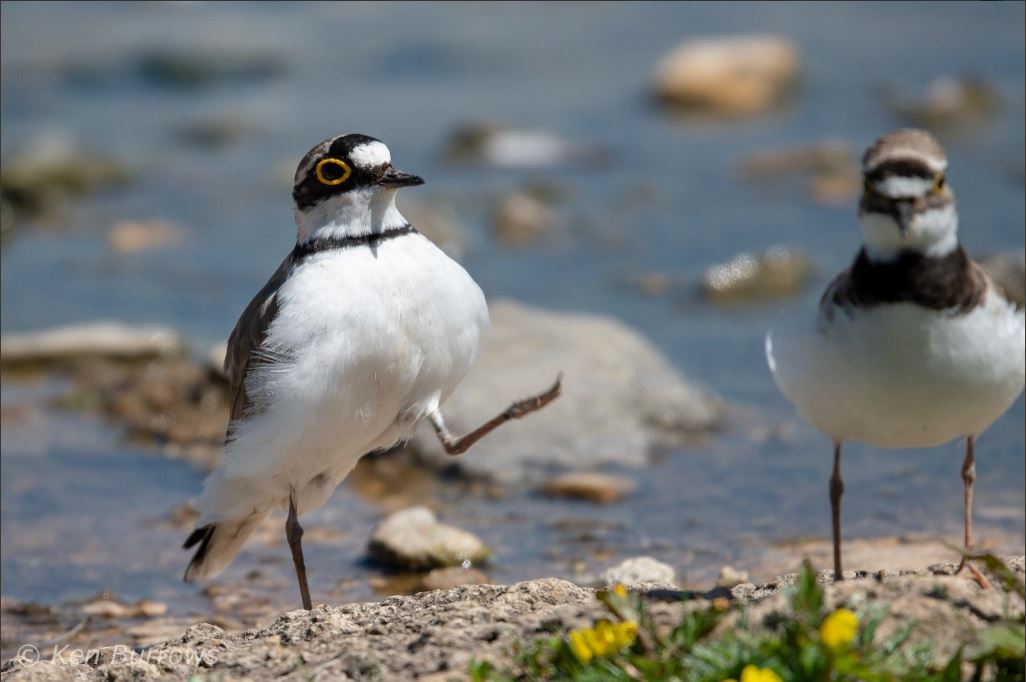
xmin=183 ymin=134 xmax=560 ymax=608
xmin=766 ymin=128 xmax=1025 ymax=581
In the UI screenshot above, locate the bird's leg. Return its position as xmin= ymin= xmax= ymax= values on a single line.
xmin=428 ymin=373 xmax=562 ymax=456
xmin=961 ymin=434 xmax=976 ymax=552
xmin=955 ymin=436 xmax=989 ymax=587
xmin=830 ymin=442 xmax=845 ymax=582
xmin=285 ymin=493 xmax=313 ymax=610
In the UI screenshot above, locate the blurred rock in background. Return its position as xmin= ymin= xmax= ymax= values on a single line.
xmin=652 ymin=35 xmax=801 ymax=117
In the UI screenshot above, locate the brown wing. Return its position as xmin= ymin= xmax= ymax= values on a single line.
xmin=976 ymin=259 xmax=1023 ymax=310
xmin=817 ymin=267 xmax=853 ymax=323
xmin=224 ymin=252 xmax=295 ymax=427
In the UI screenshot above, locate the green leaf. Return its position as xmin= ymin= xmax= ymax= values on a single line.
xmin=938 ymin=648 xmax=963 ymax=682
xmin=792 ymin=559 xmax=824 ymax=622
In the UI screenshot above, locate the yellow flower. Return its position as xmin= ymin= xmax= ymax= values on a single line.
xmin=567 ymin=619 xmax=638 ymax=663
xmin=738 ymin=665 xmax=783 ymax=682
xmin=613 ymin=583 xmax=628 ymax=598
xmin=820 ymin=608 xmax=859 ymax=649
xmin=568 ymin=629 xmax=594 ymax=664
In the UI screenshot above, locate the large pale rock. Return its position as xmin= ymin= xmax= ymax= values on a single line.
xmin=411 ymin=300 xmax=723 ymax=482
xmin=653 ymin=35 xmax=800 ymax=116
xmin=368 ymin=506 xmax=490 ymax=571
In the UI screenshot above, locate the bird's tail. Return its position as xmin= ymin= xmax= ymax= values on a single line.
xmin=183 ymin=512 xmax=268 ymax=582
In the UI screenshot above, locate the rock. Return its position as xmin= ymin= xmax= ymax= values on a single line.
xmin=493 ymin=192 xmax=557 ymax=246
xmin=0 ymin=323 xmax=183 ymax=369
xmin=652 ymin=35 xmax=800 ymax=117
xmin=886 ymin=75 xmax=1000 ymax=130
xmin=28 ymin=347 xmax=230 ymax=471
xmin=368 ymin=506 xmax=490 ymax=571
xmin=600 ymin=556 xmax=676 ymax=587
xmin=740 ymin=139 xmax=860 ymax=207
xmin=538 ymin=472 xmax=637 ymax=504
xmin=716 ymin=565 xmax=749 ymax=588
xmin=700 ymin=246 xmax=814 ymax=303
xmin=134 ymin=48 xmax=285 ymax=90
xmin=443 ymin=121 xmax=607 ymax=168
xmin=623 ymin=271 xmax=673 ymax=298
xmin=980 ymin=249 xmax=1025 ymax=308
xmin=410 ymin=300 xmax=723 ymax=483
xmin=80 ymin=599 xmax=167 ymax=619
xmin=421 ymin=566 xmax=491 ymax=591
xmin=0 ymin=133 xmax=131 ymax=225
xmin=208 ymin=340 xmax=229 ymax=377
xmin=172 ymin=117 xmax=256 ymax=149
xmin=722 ymin=557 xmax=1026 ymax=667
xmin=740 ymin=139 xmax=853 ymax=179
xmin=806 ymin=168 xmax=862 ymax=207
xmin=107 ymin=219 xmax=186 ymax=254
xmin=1 ymin=558 xmax=1021 ymax=680
xmin=753 ymin=535 xmax=1024 ymax=582
xmin=400 ymin=197 xmax=468 ymax=260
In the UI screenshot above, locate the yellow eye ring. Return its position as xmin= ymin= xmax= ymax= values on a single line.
xmin=315 ymin=158 xmax=352 ymax=186
xmin=933 ymin=174 xmax=945 ymax=192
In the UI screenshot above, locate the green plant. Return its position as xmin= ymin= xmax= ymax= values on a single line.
xmin=470 ymin=557 xmax=1025 ymax=682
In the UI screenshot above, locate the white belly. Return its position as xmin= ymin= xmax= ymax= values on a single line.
xmin=220 ymin=234 xmax=488 ymax=512
xmin=767 ymin=292 xmax=1025 ymax=448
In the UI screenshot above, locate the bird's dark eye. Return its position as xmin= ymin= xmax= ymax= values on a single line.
xmin=315 ymin=158 xmax=352 ymax=186
xmin=933 ymin=174 xmax=945 ymax=192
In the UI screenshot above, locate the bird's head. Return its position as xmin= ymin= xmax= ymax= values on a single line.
xmin=858 ymin=128 xmax=957 ymax=261
xmin=292 ymin=134 xmax=423 ymax=240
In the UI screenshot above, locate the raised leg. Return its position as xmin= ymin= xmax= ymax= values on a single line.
xmin=286 ymin=494 xmax=313 ymax=610
xmin=428 ymin=374 xmax=562 ymax=456
xmin=830 ymin=442 xmax=845 ymax=582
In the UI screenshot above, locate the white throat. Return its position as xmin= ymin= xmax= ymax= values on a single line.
xmin=860 ymin=204 xmax=959 ymax=262
xmin=295 ymin=188 xmax=406 ymax=243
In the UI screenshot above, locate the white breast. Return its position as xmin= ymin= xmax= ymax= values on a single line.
xmin=220 ymin=234 xmax=488 ymax=509
xmin=767 ymin=291 xmax=1025 ymax=448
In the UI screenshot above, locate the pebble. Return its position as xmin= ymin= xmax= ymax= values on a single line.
xmin=368 ymin=506 xmax=490 ymax=571
xmin=652 ymin=35 xmax=800 ymax=117
xmin=538 ymin=472 xmax=637 ymax=504
xmin=600 ymin=556 xmax=676 ymax=587
xmin=716 ymin=565 xmax=750 ymax=588
xmin=740 ymin=139 xmax=861 ymax=206
xmin=107 ymin=219 xmax=186 ymax=254
xmin=493 ymin=192 xmax=556 ymax=246
xmin=421 ymin=566 xmax=491 ymax=591
xmin=443 ymin=121 xmax=606 ymax=168
xmin=0 ymin=133 xmax=131 ymax=224
xmin=887 ymin=75 xmax=1000 ymax=130
xmin=700 ymin=246 xmax=814 ymax=303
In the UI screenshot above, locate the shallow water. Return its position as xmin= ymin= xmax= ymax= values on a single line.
xmin=1 ymin=2 xmax=1023 ymax=615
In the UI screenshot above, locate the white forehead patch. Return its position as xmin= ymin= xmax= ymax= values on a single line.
xmin=349 ymin=141 xmax=391 ymax=169
xmin=874 ymin=175 xmax=934 ymax=198
xmin=865 ymin=147 xmax=947 ymax=174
